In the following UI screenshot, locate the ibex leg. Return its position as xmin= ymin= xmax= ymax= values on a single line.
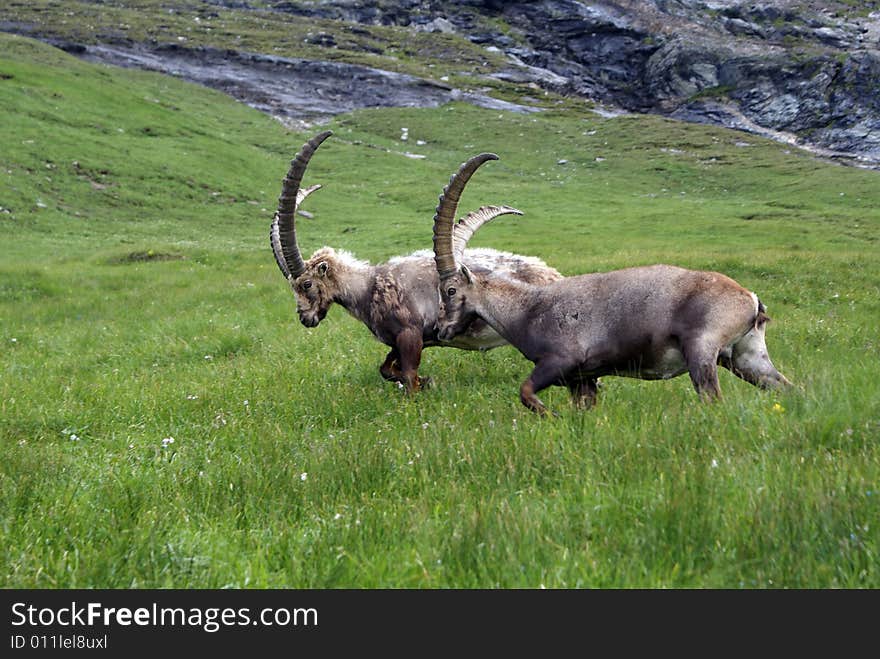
xmin=395 ymin=329 xmax=424 ymax=394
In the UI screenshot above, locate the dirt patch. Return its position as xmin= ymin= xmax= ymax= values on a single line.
xmin=110 ymin=250 xmax=185 ymax=264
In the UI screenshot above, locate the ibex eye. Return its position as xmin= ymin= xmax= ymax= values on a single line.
xmin=303 ymin=281 xmax=312 ymax=291
xmin=447 ymin=287 xmax=456 ymax=297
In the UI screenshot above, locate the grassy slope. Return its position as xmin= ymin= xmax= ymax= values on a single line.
xmin=1 ymin=33 xmax=878 ymax=587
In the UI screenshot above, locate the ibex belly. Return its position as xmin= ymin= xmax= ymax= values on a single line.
xmin=620 ymin=345 xmax=688 ymax=380
xmin=576 ymin=340 xmax=688 ymax=380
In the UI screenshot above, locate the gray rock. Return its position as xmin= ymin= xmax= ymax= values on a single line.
xmin=814 ymin=26 xmax=853 ymax=48
xmin=645 ymin=40 xmax=723 ymax=107
xmin=723 ymin=17 xmax=767 ymax=39
xmin=413 ymin=17 xmax=456 ymax=34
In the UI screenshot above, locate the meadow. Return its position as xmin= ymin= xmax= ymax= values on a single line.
xmin=1 ymin=33 xmax=878 ymax=587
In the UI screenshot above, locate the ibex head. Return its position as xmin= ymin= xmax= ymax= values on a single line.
xmin=271 ymin=131 xmax=366 ymax=328
xmin=292 ymin=246 xmax=369 ymax=327
xmin=289 ymin=247 xmax=334 ymax=327
xmin=432 ymin=153 xmax=520 ymax=341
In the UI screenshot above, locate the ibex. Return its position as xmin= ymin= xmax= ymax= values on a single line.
xmin=270 ymin=132 xmax=562 ymax=393
xmin=433 ymin=153 xmax=792 ymax=415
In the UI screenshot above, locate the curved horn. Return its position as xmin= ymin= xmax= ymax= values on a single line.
xmin=297 ymin=184 xmax=322 ymax=208
xmin=452 ymin=204 xmax=523 ymax=259
xmin=432 ymin=153 xmax=499 ymax=281
xmin=270 ymin=130 xmax=332 ymax=280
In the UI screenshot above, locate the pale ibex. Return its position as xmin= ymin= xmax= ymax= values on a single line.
xmin=433 ymin=153 xmax=792 ymax=415
xmin=270 ymin=132 xmax=562 ymax=393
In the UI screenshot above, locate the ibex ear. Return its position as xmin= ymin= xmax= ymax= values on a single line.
xmin=460 ymin=264 xmax=473 ymax=284
xmin=317 ymin=261 xmax=329 ymax=276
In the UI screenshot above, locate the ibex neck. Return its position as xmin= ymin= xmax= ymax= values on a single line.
xmin=334 ymin=262 xmax=376 ymax=322
xmin=472 ymin=276 xmax=537 ymax=344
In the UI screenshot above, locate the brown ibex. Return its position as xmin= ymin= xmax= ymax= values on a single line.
xmin=432 ymin=153 xmax=792 ymax=415
xmin=270 ymin=132 xmax=562 ymax=393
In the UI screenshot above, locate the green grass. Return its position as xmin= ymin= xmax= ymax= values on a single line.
xmin=1 ymin=33 xmax=878 ymax=588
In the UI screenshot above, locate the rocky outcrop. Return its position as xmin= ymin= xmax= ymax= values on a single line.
xmin=644 ymin=41 xmax=880 ymax=165
xmin=485 ymin=1 xmax=880 ymax=166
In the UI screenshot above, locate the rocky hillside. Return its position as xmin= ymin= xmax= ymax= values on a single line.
xmin=3 ymin=1 xmax=879 ymax=167
xmin=269 ymin=0 xmax=880 ymax=167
